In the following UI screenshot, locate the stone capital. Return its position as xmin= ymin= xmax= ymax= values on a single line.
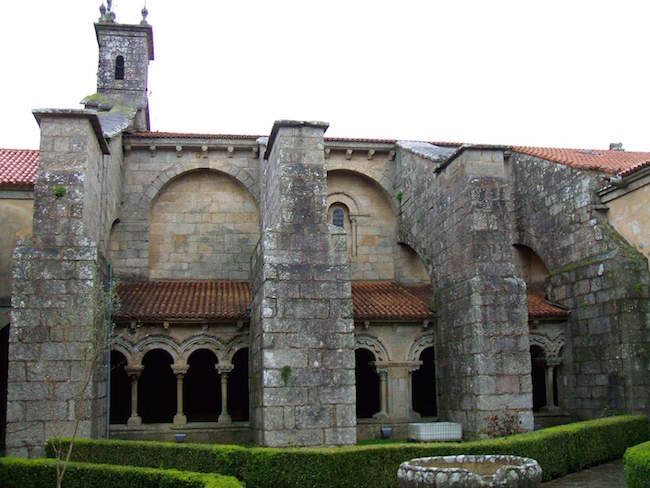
xmin=217 ymin=363 xmax=234 ymax=375
xmin=125 ymin=365 xmax=143 ymax=378
xmin=172 ymin=364 xmax=189 ymax=376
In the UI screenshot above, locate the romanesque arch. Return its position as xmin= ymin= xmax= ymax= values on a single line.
xmin=355 ymin=334 xmax=390 ymax=362
xmin=529 ymin=332 xmax=564 ymax=360
xmin=111 ymin=336 xmax=136 ymax=365
xmin=184 ymin=348 xmax=220 ymax=422
xmin=408 ymin=333 xmax=436 ymax=363
xmin=180 ymin=334 xmax=227 ymax=364
xmin=224 ymin=334 xmax=249 ymax=364
xmin=135 ymin=335 xmax=182 ymax=365
xmin=138 ymin=348 xmax=176 ymax=423
xmin=138 ymin=162 xmax=257 ymax=213
xmin=147 ymin=168 xmax=260 ymax=280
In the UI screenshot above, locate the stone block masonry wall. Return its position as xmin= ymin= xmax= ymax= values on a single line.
xmin=6 ymin=113 xmax=111 ymax=457
xmin=250 ymin=121 xmax=356 ymax=447
xmin=396 ymin=146 xmax=533 ymax=437
xmin=110 ymin=144 xmax=259 ymax=281
xmin=511 ymin=154 xmax=649 ymax=417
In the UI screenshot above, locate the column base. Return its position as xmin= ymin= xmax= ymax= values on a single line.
xmin=218 ymin=413 xmax=232 ymax=425
xmin=127 ymin=416 xmax=142 ymax=427
xmin=373 ymin=411 xmax=389 ymax=421
xmin=540 ymin=405 xmax=561 ymax=413
xmin=173 ymin=414 xmax=187 ymax=425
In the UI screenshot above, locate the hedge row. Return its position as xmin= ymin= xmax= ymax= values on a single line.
xmin=48 ymin=415 xmax=648 ymax=488
xmin=624 ymin=441 xmax=650 ymax=488
xmin=0 ymin=457 xmax=243 ymax=488
xmin=0 ymin=458 xmax=243 ymax=488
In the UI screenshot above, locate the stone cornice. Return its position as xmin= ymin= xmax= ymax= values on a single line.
xmin=32 ymin=109 xmax=111 ymax=155
xmin=597 ymin=165 xmax=650 ymax=203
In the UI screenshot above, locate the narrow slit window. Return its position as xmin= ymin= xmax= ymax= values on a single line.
xmin=115 ymin=55 xmax=125 ymax=80
xmin=332 ymin=208 xmax=345 ymax=228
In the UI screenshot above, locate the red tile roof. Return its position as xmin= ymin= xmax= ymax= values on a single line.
xmin=351 ymin=281 xmax=434 ymax=321
xmin=617 ymin=159 xmax=650 ymax=178
xmin=128 ymin=131 xmax=262 ymax=140
xmin=0 ymin=149 xmax=39 ymax=188
xmin=527 ymin=291 xmax=568 ymax=320
xmin=513 ymin=146 xmax=650 ymax=175
xmin=115 ymin=280 xmax=251 ymax=321
xmin=114 ymin=281 xmax=567 ymax=323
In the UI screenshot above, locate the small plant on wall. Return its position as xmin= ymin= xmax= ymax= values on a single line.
xmin=280 ymin=366 xmax=292 ymax=386
xmin=53 ymin=185 xmax=67 ymax=198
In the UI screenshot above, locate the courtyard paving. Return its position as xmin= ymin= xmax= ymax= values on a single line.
xmin=541 ymin=459 xmax=625 ymax=487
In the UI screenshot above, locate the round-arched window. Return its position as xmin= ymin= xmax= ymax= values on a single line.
xmin=115 ymin=55 xmax=125 ymax=80
xmin=332 ymin=207 xmax=345 ymax=228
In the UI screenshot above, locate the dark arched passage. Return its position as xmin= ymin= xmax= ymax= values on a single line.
xmin=228 ymin=348 xmax=249 ymax=421
xmin=139 ymin=349 xmax=176 ymax=423
xmin=0 ymin=323 xmax=9 ymax=453
xmin=530 ymin=345 xmax=546 ymax=412
xmin=355 ymin=348 xmax=380 ymax=419
xmin=184 ymin=349 xmax=219 ymax=422
xmin=109 ymin=350 xmax=130 ymax=424
xmin=412 ymin=346 xmax=437 ymax=417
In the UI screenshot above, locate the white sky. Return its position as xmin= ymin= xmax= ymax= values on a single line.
xmin=2 ymin=0 xmax=649 ymax=151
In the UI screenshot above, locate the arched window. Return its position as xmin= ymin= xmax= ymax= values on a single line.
xmin=115 ymin=55 xmax=125 ymax=80
xmin=332 ymin=207 xmax=345 ymax=228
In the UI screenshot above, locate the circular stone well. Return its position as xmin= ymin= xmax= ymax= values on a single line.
xmin=397 ymin=455 xmax=542 ymax=488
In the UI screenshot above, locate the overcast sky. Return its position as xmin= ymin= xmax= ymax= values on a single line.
xmin=2 ymin=1 xmax=649 ymax=151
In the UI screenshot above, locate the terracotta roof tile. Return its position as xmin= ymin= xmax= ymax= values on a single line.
xmin=513 ymin=146 xmax=650 ymax=175
xmin=0 ymin=149 xmax=39 ymax=188
xmin=351 ymin=281 xmax=434 ymax=321
xmin=115 ymin=281 xmax=568 ymax=322
xmin=128 ymin=131 xmax=262 ymax=140
xmin=527 ymin=291 xmax=568 ymax=320
xmin=617 ymin=159 xmax=650 ymax=177
xmin=115 ymin=280 xmax=251 ymax=321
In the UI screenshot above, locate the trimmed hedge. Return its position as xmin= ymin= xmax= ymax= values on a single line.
xmin=0 ymin=457 xmax=243 ymax=488
xmin=624 ymin=441 xmax=650 ymax=488
xmin=48 ymin=415 xmax=648 ymax=487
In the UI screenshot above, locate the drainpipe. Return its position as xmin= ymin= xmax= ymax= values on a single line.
xmin=105 ymin=262 xmax=113 ymax=439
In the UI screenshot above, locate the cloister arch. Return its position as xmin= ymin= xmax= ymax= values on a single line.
xmin=109 ymin=350 xmax=130 ymax=424
xmin=355 ymin=334 xmax=390 ymax=362
xmin=180 ymin=334 xmax=227 ymax=365
xmin=139 ymin=349 xmax=176 ymax=423
xmin=184 ymin=349 xmax=220 ymax=422
xmin=408 ymin=334 xmax=436 ymax=363
xmin=135 ymin=335 xmax=182 ymax=365
xmin=355 ymin=348 xmax=380 ymax=419
xmin=228 ymin=347 xmax=249 ymax=421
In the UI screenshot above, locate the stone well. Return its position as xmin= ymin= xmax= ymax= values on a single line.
xmin=397 ymin=455 xmax=543 ymax=488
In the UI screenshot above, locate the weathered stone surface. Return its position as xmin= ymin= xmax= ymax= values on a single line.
xmin=250 ymin=121 xmax=356 ymax=447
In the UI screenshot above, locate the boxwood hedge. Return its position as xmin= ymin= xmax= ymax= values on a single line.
xmin=47 ymin=415 xmax=648 ymax=487
xmin=624 ymin=440 xmax=650 ymax=488
xmin=0 ymin=457 xmax=243 ymax=488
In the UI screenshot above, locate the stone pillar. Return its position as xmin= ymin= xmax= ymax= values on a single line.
xmin=374 ymin=367 xmax=389 ymax=420
xmin=172 ymin=365 xmax=188 ymax=425
xmin=541 ymin=357 xmax=561 ymax=412
xmin=250 ymin=120 xmax=356 ymax=447
xmin=126 ymin=366 xmax=143 ymax=427
xmin=217 ymin=364 xmax=233 ymax=424
xmin=407 ymin=363 xmax=423 ymax=420
xmin=6 ymin=110 xmax=112 ymax=457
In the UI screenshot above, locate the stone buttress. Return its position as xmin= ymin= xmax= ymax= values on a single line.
xmin=6 ymin=110 xmax=112 ymax=456
xmin=250 ymin=121 xmax=356 ymax=447
xmin=396 ymin=145 xmax=533 ymax=437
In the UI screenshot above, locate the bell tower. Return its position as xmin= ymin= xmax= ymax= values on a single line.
xmin=87 ymin=1 xmax=154 ymax=130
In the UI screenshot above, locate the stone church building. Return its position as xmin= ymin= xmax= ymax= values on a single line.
xmin=1 ymin=5 xmax=648 ymax=456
